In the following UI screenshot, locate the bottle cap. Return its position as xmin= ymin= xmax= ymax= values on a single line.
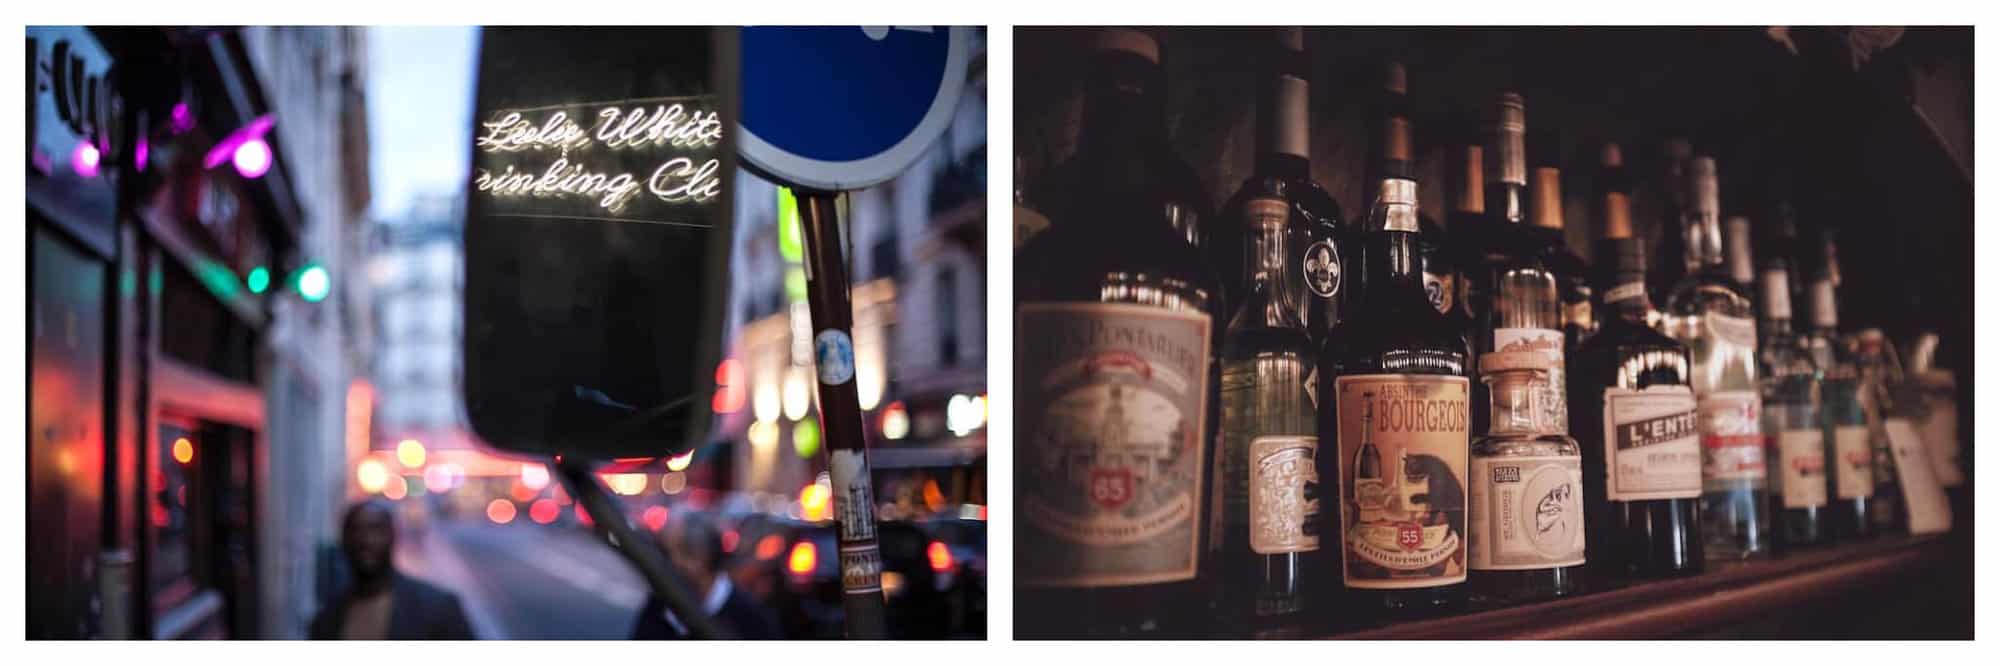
xmin=1383 ymin=61 xmax=1407 ymax=95
xmin=1600 ymin=142 xmax=1624 ymax=168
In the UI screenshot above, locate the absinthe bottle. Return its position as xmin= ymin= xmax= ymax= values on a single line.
xmin=1570 ymin=143 xmax=1704 ymax=578
xmin=1015 ymin=28 xmax=1221 ymax=638
xmin=1660 ymin=155 xmax=1769 ymax=559
xmin=1467 ymin=351 xmax=1585 ymax=604
xmin=1217 ymin=195 xmax=1321 ymax=633
xmin=1219 ymin=27 xmax=1344 ymax=347
xmin=1320 ymin=173 xmax=1472 ymax=620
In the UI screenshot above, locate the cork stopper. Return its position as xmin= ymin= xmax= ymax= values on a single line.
xmin=1480 ymin=350 xmax=1551 ymax=375
xmin=1530 ymin=166 xmax=1564 ymax=230
xmin=1599 ymin=142 xmax=1632 ymax=239
xmin=1095 ymin=28 xmax=1160 ymax=64
xmin=1455 ymin=145 xmax=1485 ymax=214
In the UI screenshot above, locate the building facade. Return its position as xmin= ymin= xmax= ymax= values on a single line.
xmin=26 ymin=26 xmax=370 ymax=639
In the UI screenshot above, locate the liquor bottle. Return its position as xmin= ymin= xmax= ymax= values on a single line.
xmin=1319 ymin=156 xmax=1472 ymax=618
xmin=1368 ymin=62 xmax=1455 ymax=323
xmin=1649 ymin=138 xmax=1694 ymax=300
xmin=1757 ymin=243 xmax=1827 ymax=547
xmin=1014 ymin=155 xmax=1051 ymax=248
xmin=1220 ymin=27 xmax=1345 ymax=345
xmin=1027 ymin=28 xmax=1214 ymax=254
xmin=1216 ymin=192 xmax=1321 ymax=631
xmin=1661 ymin=155 xmax=1768 ymax=559
xmin=1528 ymin=129 xmax=1596 ymax=351
xmin=1853 ymin=327 xmax=1906 ymax=534
xmin=1462 ymin=93 xmax=1565 ymax=441
xmin=1805 ymin=258 xmax=1871 ymax=541
xmin=1015 ymin=28 xmax=1222 ymax=638
xmin=1468 ymin=351 xmax=1584 ymax=603
xmin=1569 ymin=142 xmax=1704 ymax=578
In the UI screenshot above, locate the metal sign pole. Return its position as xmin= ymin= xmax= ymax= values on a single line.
xmin=552 ymin=459 xmax=734 ymax=639
xmin=795 ymin=190 xmax=889 ymax=639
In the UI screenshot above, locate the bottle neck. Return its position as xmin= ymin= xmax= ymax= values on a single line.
xmin=1484 ymin=372 xmax=1550 ymax=435
xmin=1256 ymin=68 xmax=1310 ymax=174
xmin=1682 ymin=161 xmax=1723 ymax=271
xmin=1489 ymin=99 xmax=1527 ymax=224
xmin=1809 ymin=278 xmax=1839 ymax=334
xmin=1725 ymin=217 xmax=1755 ymax=284
xmin=1239 ymin=198 xmax=1304 ymax=328
xmin=1364 ymin=178 xmax=1425 ymax=302
xmin=1760 ymin=266 xmax=1794 ymax=336
xmin=1078 ymin=54 xmax=1167 ymax=162
xmin=1529 ymin=166 xmax=1564 ymax=231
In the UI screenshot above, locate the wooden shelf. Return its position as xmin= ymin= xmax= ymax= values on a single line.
xmin=1321 ymin=534 xmax=1963 ymax=639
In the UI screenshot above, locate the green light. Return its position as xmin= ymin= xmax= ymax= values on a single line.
xmin=793 ymin=419 xmax=821 ymax=459
xmin=297 ymin=264 xmax=331 ymax=303
xmin=777 ymin=187 xmax=803 ymax=263
xmin=785 ymin=266 xmax=808 ymax=302
xmin=192 ymin=259 xmax=240 ymax=299
xmin=247 ymin=266 xmax=271 ymax=294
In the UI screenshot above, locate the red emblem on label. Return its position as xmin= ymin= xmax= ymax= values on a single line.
xmin=1089 ymin=467 xmax=1134 ymax=510
xmin=1396 ymin=522 xmax=1423 ymax=551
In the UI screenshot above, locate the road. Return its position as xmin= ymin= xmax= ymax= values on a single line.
xmin=398 ymin=519 xmax=647 ymax=639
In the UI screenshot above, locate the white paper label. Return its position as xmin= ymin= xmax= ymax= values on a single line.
xmin=1832 ymin=425 xmax=1874 ymax=500
xmin=1469 ymin=454 xmax=1586 ymax=570
xmin=1885 ymin=418 xmax=1951 ymax=535
xmin=1698 ymin=391 xmax=1766 ymax=487
xmin=1775 ymin=429 xmax=1828 ymax=509
xmin=1602 ymin=386 xmax=1702 ymax=501
xmin=1921 ymin=400 xmax=1963 ymax=487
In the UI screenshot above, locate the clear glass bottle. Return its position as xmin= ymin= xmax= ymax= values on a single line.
xmin=1219 ymin=27 xmax=1345 ymax=346
xmin=1660 ymin=155 xmax=1769 ymax=559
xmin=1217 ymin=192 xmax=1320 ymax=632
xmin=1758 ymin=254 xmax=1826 ymax=548
xmin=1462 ymin=93 xmax=1566 ymax=441
xmin=1853 ymin=328 xmax=1906 ymax=534
xmin=1468 ymin=351 xmax=1584 ymax=604
xmin=1807 ymin=273 xmax=1871 ymax=541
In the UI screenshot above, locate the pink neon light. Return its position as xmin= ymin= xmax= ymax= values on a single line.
xmin=72 ymin=141 xmax=100 ymax=178
xmin=204 ymin=114 xmax=276 ymax=170
xmin=234 ymin=138 xmax=272 ymax=179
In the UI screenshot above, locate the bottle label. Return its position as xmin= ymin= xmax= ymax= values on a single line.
xmin=1334 ymin=374 xmax=1470 ymax=589
xmin=1304 ymin=239 xmax=1341 ymax=299
xmin=1698 ymin=390 xmax=1766 ymax=486
xmin=1832 ymin=425 xmax=1874 ymax=500
xmin=1494 ymin=327 xmax=1568 ymax=431
xmin=1249 ymin=435 xmax=1321 ymax=554
xmin=1017 ymin=303 xmax=1211 ymax=587
xmin=1469 ymin=454 xmax=1586 ymax=570
xmin=1775 ymin=429 xmax=1828 ymax=509
xmin=1602 ymin=386 xmax=1702 ymax=501
xmin=1922 ymin=399 xmax=1963 ymax=487
xmin=1424 ymin=271 xmax=1455 ymax=315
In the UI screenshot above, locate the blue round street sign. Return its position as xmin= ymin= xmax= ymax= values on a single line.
xmin=739 ymin=26 xmax=971 ymax=192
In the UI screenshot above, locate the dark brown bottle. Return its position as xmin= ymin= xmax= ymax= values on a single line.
xmin=1319 ymin=166 xmax=1473 ymax=623
xmin=1568 ymin=143 xmax=1705 ymax=579
xmin=1015 ymin=28 xmax=1221 ymax=638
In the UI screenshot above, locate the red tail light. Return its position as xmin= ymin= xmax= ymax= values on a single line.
xmin=927 ymin=540 xmax=953 ymax=572
xmin=787 ymin=540 xmax=817 ymax=575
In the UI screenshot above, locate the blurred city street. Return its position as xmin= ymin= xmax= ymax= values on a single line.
xmin=396 ymin=519 xmax=642 ymax=640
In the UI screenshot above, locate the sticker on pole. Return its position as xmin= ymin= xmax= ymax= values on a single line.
xmin=815 ymin=330 xmax=856 ymax=386
xmin=738 ymin=26 xmax=971 ymax=191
